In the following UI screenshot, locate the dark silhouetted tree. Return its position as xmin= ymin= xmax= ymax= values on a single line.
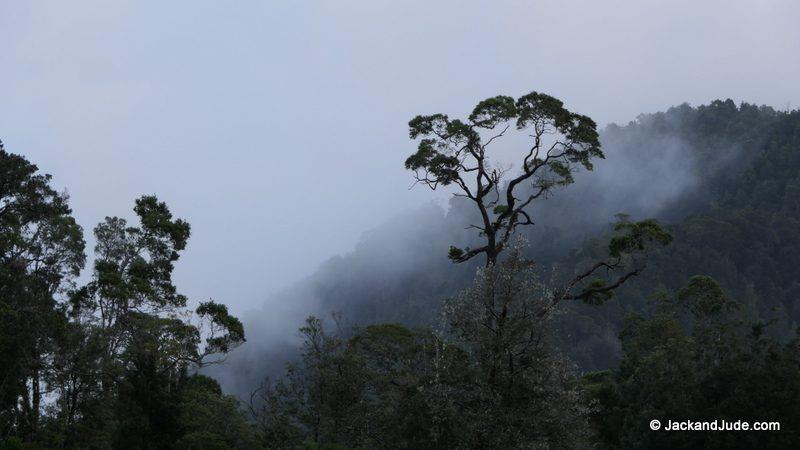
xmin=404 ymin=92 xmax=672 ymax=307
xmin=405 ymin=92 xmax=603 ymax=266
xmin=0 ymin=142 xmax=85 ymax=441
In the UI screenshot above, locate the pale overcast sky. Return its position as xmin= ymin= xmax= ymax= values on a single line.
xmin=2 ymin=1 xmax=798 ymax=314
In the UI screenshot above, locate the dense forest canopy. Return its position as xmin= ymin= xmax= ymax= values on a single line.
xmin=3 ymin=98 xmax=800 ymax=448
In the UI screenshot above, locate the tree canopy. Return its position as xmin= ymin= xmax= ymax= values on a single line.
xmin=0 ymin=143 xmax=251 ymax=448
xmin=405 ymin=92 xmax=604 ymax=266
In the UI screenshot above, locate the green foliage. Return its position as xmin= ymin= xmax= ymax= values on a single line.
xmin=608 ymin=219 xmax=673 ymax=258
xmin=0 ymin=143 xmax=251 ymax=448
xmin=468 ymin=95 xmax=517 ymax=128
xmin=492 ymin=204 xmax=509 ymax=215
xmin=197 ymin=301 xmax=246 ymax=354
xmin=446 ymin=245 xmax=464 ymax=261
xmin=0 ymin=142 xmax=86 ymax=442
xmin=677 ymin=275 xmax=739 ymax=318
xmin=539 ymin=101 xmax=800 ymax=372
xmin=581 ymin=279 xmax=615 ymax=305
xmin=403 ymin=138 xmax=461 ymax=186
xmin=515 ymin=91 xmax=603 ymax=163
xmin=406 ymin=90 xmax=606 ymax=265
xmin=59 ymin=197 xmax=248 ymax=447
xmin=176 ymin=375 xmax=262 ymax=449
xmin=585 ymin=277 xmax=800 ymax=449
xmin=257 ymin=250 xmax=591 ymax=449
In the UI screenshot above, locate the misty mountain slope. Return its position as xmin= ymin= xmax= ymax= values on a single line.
xmin=555 ymin=102 xmax=800 ymax=368
xmin=207 ymin=203 xmax=479 ymax=394
xmin=216 ymin=100 xmax=799 ymax=395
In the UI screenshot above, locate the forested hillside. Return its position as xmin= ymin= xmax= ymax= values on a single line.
xmin=231 ymin=98 xmax=800 ymax=448
xmin=219 ymin=100 xmax=800 ymax=391
xmin=558 ymin=100 xmax=800 ymax=369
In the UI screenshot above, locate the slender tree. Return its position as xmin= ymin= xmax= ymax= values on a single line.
xmin=61 ymin=196 xmax=246 ymax=446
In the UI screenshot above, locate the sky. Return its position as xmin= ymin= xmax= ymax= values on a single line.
xmin=1 ymin=0 xmax=799 ymax=315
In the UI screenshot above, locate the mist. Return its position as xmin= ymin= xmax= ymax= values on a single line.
xmin=3 ymin=1 xmax=799 ymax=320
xmin=4 ymin=2 xmax=800 ymax=447
xmin=208 ymin=101 xmax=757 ymax=396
